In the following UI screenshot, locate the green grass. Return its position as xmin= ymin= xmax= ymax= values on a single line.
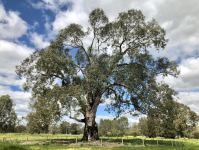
xmin=0 ymin=143 xmax=198 ymax=150
xmin=0 ymin=134 xmax=198 ymax=150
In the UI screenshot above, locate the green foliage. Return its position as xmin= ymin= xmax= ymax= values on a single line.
xmin=0 ymin=95 xmax=17 ymax=133
xmin=138 ymin=98 xmax=199 ymax=138
xmin=99 ymin=117 xmax=129 ymax=136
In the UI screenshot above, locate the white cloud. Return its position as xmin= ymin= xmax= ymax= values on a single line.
xmin=0 ymin=74 xmax=24 ymax=87
xmin=159 ymin=57 xmax=199 ymax=114
xmin=50 ymin=0 xmax=199 ymax=61
xmin=52 ymin=0 xmax=164 ymax=32
xmin=0 ymin=3 xmax=32 ymax=118
xmin=0 ymin=40 xmax=33 ymax=74
xmin=164 ymin=57 xmax=199 ymax=91
xmin=30 ymin=33 xmax=50 ymax=49
xmin=52 ymin=0 xmax=88 ymax=32
xmin=0 ymin=4 xmax=27 ymax=40
xmin=152 ymin=0 xmax=199 ymax=60
xmin=0 ymin=3 xmax=32 ymax=117
xmin=177 ymin=92 xmax=199 ymax=114
xmin=29 ymin=0 xmax=70 ymax=12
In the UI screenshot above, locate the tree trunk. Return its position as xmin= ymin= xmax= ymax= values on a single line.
xmin=82 ymin=103 xmax=99 ymax=141
xmin=82 ymin=119 xmax=99 ymax=141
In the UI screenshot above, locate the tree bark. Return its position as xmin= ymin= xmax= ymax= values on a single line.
xmin=82 ymin=118 xmax=99 ymax=141
xmin=82 ymin=96 xmax=100 ymax=141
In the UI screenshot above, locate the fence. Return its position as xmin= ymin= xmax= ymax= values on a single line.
xmin=0 ymin=135 xmax=184 ymax=147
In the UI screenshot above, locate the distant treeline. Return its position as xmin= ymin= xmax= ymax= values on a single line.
xmin=0 ymin=94 xmax=199 ymax=139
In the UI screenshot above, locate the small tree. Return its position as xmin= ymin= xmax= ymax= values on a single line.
xmin=16 ymin=8 xmax=178 ymax=140
xmin=27 ymin=97 xmax=60 ymax=133
xmin=0 ymin=95 xmax=17 ymax=133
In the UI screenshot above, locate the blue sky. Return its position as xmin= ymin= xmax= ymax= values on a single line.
xmin=0 ymin=0 xmax=199 ymax=124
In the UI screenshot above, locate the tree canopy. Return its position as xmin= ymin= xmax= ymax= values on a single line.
xmin=16 ymin=8 xmax=178 ymax=140
xmin=138 ymin=98 xmax=199 ymax=138
xmin=26 ymin=97 xmax=60 ymax=134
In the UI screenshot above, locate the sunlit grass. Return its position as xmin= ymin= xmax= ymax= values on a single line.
xmin=0 ymin=133 xmax=81 ymax=141
xmin=0 ymin=134 xmax=198 ymax=150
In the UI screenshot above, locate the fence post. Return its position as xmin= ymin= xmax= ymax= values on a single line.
xmin=101 ymin=139 xmax=102 ymax=146
xmin=142 ymin=138 xmax=145 ymax=146
xmin=171 ymin=140 xmax=173 ymax=147
xmin=76 ymin=138 xmax=77 ymax=143
xmin=157 ymin=140 xmax=159 ymax=146
xmin=122 ymin=138 xmax=123 ymax=145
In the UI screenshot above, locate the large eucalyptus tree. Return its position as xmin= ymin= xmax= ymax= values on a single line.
xmin=16 ymin=9 xmax=178 ymax=140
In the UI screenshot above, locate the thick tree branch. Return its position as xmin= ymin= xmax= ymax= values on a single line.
xmin=69 ymin=116 xmax=85 ymax=123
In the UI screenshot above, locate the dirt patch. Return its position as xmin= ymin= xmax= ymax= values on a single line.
xmin=69 ymin=141 xmax=122 ymax=148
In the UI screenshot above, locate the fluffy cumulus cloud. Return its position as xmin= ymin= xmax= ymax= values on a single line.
xmin=0 ymin=40 xmax=33 ymax=116
xmin=0 ymin=3 xmax=32 ymax=117
xmin=0 ymin=40 xmax=33 ymax=74
xmin=177 ymin=92 xmax=199 ymax=114
xmin=30 ymin=33 xmax=50 ymax=49
xmin=154 ymin=0 xmax=199 ymax=60
xmin=0 ymin=4 xmax=27 ymax=40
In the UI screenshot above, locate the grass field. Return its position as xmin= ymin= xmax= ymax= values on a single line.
xmin=0 ymin=134 xmax=198 ymax=150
